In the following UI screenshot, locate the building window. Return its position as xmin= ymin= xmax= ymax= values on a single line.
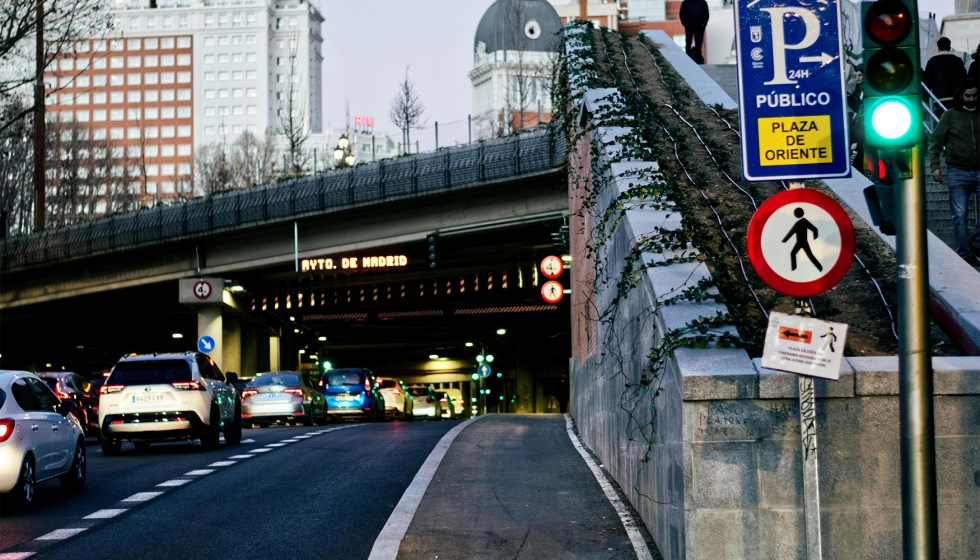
xmin=177 ymin=72 xmax=191 ymax=83
xmin=177 ymin=54 xmax=191 ymax=66
xmin=276 ymin=57 xmax=283 ymax=66
xmin=146 ymin=17 xmax=156 ymax=29
xmin=145 ymin=107 xmax=158 ymax=119
xmin=232 ymin=88 xmax=243 ymax=98
xmin=204 ymin=72 xmax=215 ymax=81
xmin=127 ymin=55 xmax=141 ymax=68
xmin=277 ymin=74 xmax=284 ymax=84
xmin=162 ymin=145 xmax=175 ymax=156
xmin=218 ymin=106 xmax=229 ymax=116
xmin=204 ymin=89 xmax=215 ymax=99
xmin=246 ymin=70 xmax=256 ymax=80
xmin=232 ymin=70 xmax=242 ymax=80
xmin=162 ymin=181 xmax=174 ymax=193
xmin=77 ymin=92 xmax=90 ymax=104
xmin=94 ymin=58 xmax=107 ymax=69
xmin=127 ymin=74 xmax=141 ymax=85
xmin=146 ymin=165 xmax=159 ymax=177
xmin=218 ymin=14 xmax=228 ymax=27
xmin=162 ymin=37 xmax=175 ymax=49
xmin=177 ymin=163 xmax=191 ymax=175
xmin=232 ymin=105 xmax=243 ymax=116
xmin=232 ymin=35 xmax=242 ymax=45
xmin=77 ymin=41 xmax=90 ymax=53
xmin=145 ymin=73 xmax=159 ymax=85
xmin=232 ymin=125 xmax=242 ymax=134
xmin=127 ymin=91 xmax=141 ymax=103
xmin=246 ymin=13 xmax=255 ymax=24
xmin=177 ymin=144 xmax=191 ymax=156
xmin=246 ymin=105 xmax=256 ymax=115
xmin=58 ymin=76 xmax=73 ymax=88
xmin=177 ymin=89 xmax=191 ymax=100
xmin=218 ymin=89 xmax=229 ymax=98
xmin=128 ymin=127 xmax=140 ymax=139
xmin=232 ymin=53 xmax=242 ymax=63
xmin=77 ymin=59 xmax=89 ymax=70
xmin=110 ymin=40 xmax=121 ymax=51
xmin=128 ymin=146 xmax=141 ymax=158
xmin=128 ymin=108 xmax=141 ymax=120
xmin=145 ymin=90 xmax=159 ymax=102
xmin=110 ymin=109 xmax=124 ymax=120
xmin=218 ymin=36 xmax=229 ymax=46
xmin=60 ymin=93 xmax=73 ymax=105
xmin=145 ymin=38 xmax=158 ymax=49
xmin=162 ymin=126 xmax=175 ymax=138
xmin=93 ymin=128 xmax=106 ymax=139
xmin=246 ymin=53 xmax=256 ymax=63
xmin=246 ymin=35 xmax=256 ymax=44
xmin=127 ymin=39 xmax=141 ymax=50
xmin=275 ymin=18 xmax=281 ymax=30
xmin=110 ymin=92 xmax=124 ymax=103
xmin=162 ymin=89 xmax=175 ymax=101
xmin=217 ymin=71 xmax=229 ymax=81
xmin=129 ymin=18 xmax=139 ymax=30
xmin=146 ymin=126 xmax=158 ymax=138
xmin=289 ymin=39 xmax=297 ymax=49
xmin=162 ymin=16 xmax=172 ymax=29
xmin=161 ymin=54 xmax=174 ymax=66
xmin=217 ymin=53 xmax=229 ymax=64
xmin=204 ymin=37 xmax=216 ymax=47
xmin=232 ymin=13 xmax=242 ymax=26
xmin=110 ymin=128 xmax=124 ymax=139
xmin=177 ymin=37 xmax=190 ymax=48
xmin=94 ymin=41 xmax=106 ymax=52
xmin=145 ymin=55 xmax=158 ymax=67
xmin=178 ymin=106 xmax=191 ymax=118
xmin=178 ymin=15 xmax=188 ymax=28
xmin=288 ymin=17 xmax=297 ymax=28
xmin=204 ymin=107 xmax=215 ymax=116
xmin=204 ymin=15 xmax=214 ymax=27
xmin=110 ymin=56 xmax=123 ymax=68
xmin=204 ymin=54 xmax=215 ymax=64
xmin=59 ymin=111 xmax=72 ymax=122
xmin=162 ymin=107 xmax=175 ymax=119
xmin=76 ymin=110 xmax=90 ymax=122
xmin=161 ymin=72 xmax=175 ymax=84
xmin=145 ymin=145 xmax=159 ymax=157
xmin=246 ymin=88 xmax=256 ymax=97
xmin=162 ymin=164 xmax=175 ymax=175
xmin=94 ymin=92 xmax=107 ymax=103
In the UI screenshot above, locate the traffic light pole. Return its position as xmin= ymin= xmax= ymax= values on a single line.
xmin=896 ymin=144 xmax=939 ymax=559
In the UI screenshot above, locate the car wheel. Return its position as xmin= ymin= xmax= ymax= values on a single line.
xmin=301 ymin=404 xmax=314 ymax=427
xmin=60 ymin=441 xmax=87 ymax=491
xmin=100 ymin=434 xmax=122 ymax=456
xmin=225 ymin=403 xmax=243 ymax=445
xmin=200 ymin=405 xmax=221 ymax=450
xmin=8 ymin=456 xmax=36 ymax=508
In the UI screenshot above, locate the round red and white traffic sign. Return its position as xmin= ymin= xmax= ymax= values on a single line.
xmin=540 ymin=255 xmax=564 ymax=279
xmin=193 ymin=279 xmax=213 ymax=300
xmin=747 ymin=189 xmax=854 ymax=297
xmin=541 ymin=280 xmax=564 ymax=304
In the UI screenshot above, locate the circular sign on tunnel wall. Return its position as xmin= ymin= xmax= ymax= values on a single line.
xmin=541 ymin=280 xmax=564 ymax=304
xmin=193 ymin=280 xmax=213 ymax=300
xmin=540 ymin=255 xmax=563 ymax=279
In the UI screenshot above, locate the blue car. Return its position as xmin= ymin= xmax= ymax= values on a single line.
xmin=320 ymin=369 xmax=385 ymax=422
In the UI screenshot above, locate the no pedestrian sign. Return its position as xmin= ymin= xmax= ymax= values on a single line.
xmin=734 ymin=0 xmax=851 ymax=181
xmin=747 ymin=189 xmax=854 ymax=297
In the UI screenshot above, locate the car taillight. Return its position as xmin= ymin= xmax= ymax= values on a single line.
xmin=101 ymin=371 xmax=111 ymax=377
xmin=55 ymin=381 xmax=71 ymax=400
xmin=101 ymin=385 xmax=124 ymax=394
xmin=363 ymin=378 xmax=371 ymax=391
xmin=241 ymin=389 xmax=259 ymax=398
xmin=171 ymin=381 xmax=204 ymax=391
xmin=318 ymin=380 xmax=324 ymax=388
xmin=0 ymin=419 xmax=14 ymax=443
xmin=439 ymin=398 xmax=447 ymax=403
xmin=391 ymin=389 xmax=401 ymax=395
xmin=285 ymin=389 xmax=304 ymax=396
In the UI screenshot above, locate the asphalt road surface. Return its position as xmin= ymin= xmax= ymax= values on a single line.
xmin=0 ymin=421 xmax=457 ymax=560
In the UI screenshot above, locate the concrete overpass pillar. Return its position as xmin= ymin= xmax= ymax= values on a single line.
xmin=197 ymin=305 xmax=224 ymax=369
xmin=269 ymin=335 xmax=280 ymax=372
xmin=222 ymin=315 xmax=241 ymax=375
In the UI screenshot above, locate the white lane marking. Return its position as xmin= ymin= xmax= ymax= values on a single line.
xmin=0 ymin=552 xmax=36 ymax=559
xmin=228 ymin=454 xmax=254 ymax=459
xmin=564 ymin=414 xmax=653 ymax=560
xmin=251 ymin=448 xmax=273 ymax=453
xmin=122 ymin=491 xmax=164 ymax=503
xmin=266 ymin=443 xmax=287 ymax=447
xmin=280 ymin=439 xmax=299 ymax=442
xmin=367 ymin=416 xmax=484 ymax=560
xmin=83 ymin=509 xmax=128 ymax=519
xmin=157 ymin=479 xmax=190 ymax=487
xmin=293 ymin=435 xmax=312 ymax=439
xmin=304 ymin=432 xmax=320 ymax=435
xmin=208 ymin=460 xmax=237 ymax=467
xmin=36 ymin=528 xmax=86 ymax=540
xmin=184 ymin=469 xmax=215 ymax=476
xmin=241 ymin=438 xmax=256 ymax=443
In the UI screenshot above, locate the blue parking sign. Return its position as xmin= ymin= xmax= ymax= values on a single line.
xmin=735 ymin=0 xmax=851 ymax=181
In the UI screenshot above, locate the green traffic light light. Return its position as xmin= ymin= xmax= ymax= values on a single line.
xmin=476 ymin=355 xmax=484 ymax=363
xmin=471 ymin=397 xmax=477 ymax=403
xmin=499 ymin=396 xmax=504 ymax=401
xmin=485 ymin=354 xmax=494 ymax=363
xmin=471 ymin=373 xmax=479 ymax=380
xmin=496 ymin=373 xmax=502 ymax=378
xmin=871 ymin=101 xmax=912 ymax=140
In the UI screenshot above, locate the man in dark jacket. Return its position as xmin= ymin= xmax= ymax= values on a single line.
xmin=929 ymin=79 xmax=980 ymax=264
xmin=680 ymin=0 xmax=710 ymax=64
xmin=924 ymin=37 xmax=967 ymax=108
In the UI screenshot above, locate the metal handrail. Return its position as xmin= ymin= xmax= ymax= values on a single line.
xmin=921 ymin=81 xmax=944 ymax=135
xmin=1 ymin=127 xmax=567 ymax=273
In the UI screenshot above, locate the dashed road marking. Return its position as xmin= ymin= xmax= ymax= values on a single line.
xmin=280 ymin=439 xmax=300 ymax=443
xmin=156 ymin=479 xmax=190 ymax=487
xmin=228 ymin=454 xmax=254 ymax=459
xmin=207 ymin=460 xmax=237 ymax=467
xmin=251 ymin=448 xmax=272 ymax=453
xmin=184 ymin=469 xmax=214 ymax=476
xmin=266 ymin=443 xmax=287 ymax=447
xmin=122 ymin=491 xmax=164 ymax=503
xmin=293 ymin=435 xmax=313 ymax=439
xmin=83 ymin=509 xmax=127 ymax=519
xmin=0 ymin=552 xmax=36 ymax=559
xmin=36 ymin=529 xmax=86 ymax=541
xmin=241 ymin=438 xmax=256 ymax=443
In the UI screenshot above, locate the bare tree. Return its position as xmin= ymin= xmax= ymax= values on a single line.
xmin=388 ymin=65 xmax=426 ymax=155
xmin=275 ymin=33 xmax=308 ymax=177
xmin=230 ymin=128 xmax=277 ymax=188
xmin=0 ymin=0 xmax=113 ymax=134
xmin=195 ymin=141 xmax=232 ymax=195
xmin=0 ymin=93 xmax=34 ymax=234
xmin=503 ymin=0 xmax=557 ymax=133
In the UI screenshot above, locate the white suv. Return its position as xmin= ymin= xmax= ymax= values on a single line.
xmin=98 ymin=352 xmax=242 ymax=454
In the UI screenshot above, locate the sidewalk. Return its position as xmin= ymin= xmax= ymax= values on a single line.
xmin=395 ymin=414 xmax=658 ymax=560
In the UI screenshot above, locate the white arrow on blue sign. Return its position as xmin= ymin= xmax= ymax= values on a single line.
xmin=197 ymin=335 xmax=216 ymax=354
xmin=734 ymin=0 xmax=851 ymax=181
xmin=478 ymin=364 xmax=492 ymax=378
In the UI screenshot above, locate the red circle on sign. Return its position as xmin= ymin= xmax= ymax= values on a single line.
xmin=193 ymin=280 xmax=212 ymax=300
xmin=541 ymin=281 xmax=564 ymax=304
xmin=540 ymin=255 xmax=564 ymax=279
xmin=747 ymin=189 xmax=854 ymax=297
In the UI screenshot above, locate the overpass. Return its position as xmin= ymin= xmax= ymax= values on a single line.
xmin=0 ymin=128 xmax=571 ymax=412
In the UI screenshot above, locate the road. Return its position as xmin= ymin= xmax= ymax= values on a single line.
xmin=1 ymin=421 xmax=457 ymax=560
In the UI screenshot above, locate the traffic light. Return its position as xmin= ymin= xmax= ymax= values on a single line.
xmin=426 ymin=232 xmax=438 ymax=269
xmin=861 ymin=0 xmax=923 ymax=234
xmin=861 ymin=0 xmax=922 ymax=148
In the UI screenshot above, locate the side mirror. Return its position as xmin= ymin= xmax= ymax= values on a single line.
xmin=60 ymin=400 xmax=78 ymax=416
xmin=226 ymin=372 xmax=239 ymax=384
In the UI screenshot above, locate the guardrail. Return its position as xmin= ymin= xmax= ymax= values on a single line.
xmin=1 ymin=127 xmax=566 ymax=272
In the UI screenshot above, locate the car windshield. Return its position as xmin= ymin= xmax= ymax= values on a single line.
xmin=110 ymin=360 xmax=192 ymax=385
xmin=406 ymin=387 xmax=430 ymax=397
xmin=249 ymin=373 xmax=301 ymax=387
xmin=42 ymin=378 xmax=59 ymax=391
xmin=326 ymin=372 xmax=364 ymax=386
xmin=378 ymin=380 xmax=399 ymax=389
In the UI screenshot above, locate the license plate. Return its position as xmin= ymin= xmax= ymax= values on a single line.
xmin=335 ymin=395 xmax=355 ymax=401
xmin=132 ymin=394 xmax=165 ymax=403
xmin=260 ymin=393 xmax=282 ymax=399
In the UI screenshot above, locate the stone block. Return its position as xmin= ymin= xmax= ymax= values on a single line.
xmin=687 ymin=399 xmax=798 ymax=443
xmin=935 ymin=433 xmax=980 ymax=506
xmin=849 ymin=356 xmax=899 ymax=396
xmin=932 ymin=356 xmax=980 ymax=395
xmin=755 ymin=438 xmax=803 ymax=509
xmin=678 ymin=347 xmax=758 ymax=401
xmin=689 ymin=509 xmax=760 ymax=560
xmin=691 ymin=442 xmax=759 ymax=509
xmin=939 ymin=503 xmax=980 ymax=559
xmin=935 ymin=394 xmax=980 ymax=437
xmin=758 ymin=509 xmax=805 ymax=560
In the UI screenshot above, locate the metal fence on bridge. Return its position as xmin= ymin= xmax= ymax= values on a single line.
xmin=1 ymin=128 xmax=566 ymax=272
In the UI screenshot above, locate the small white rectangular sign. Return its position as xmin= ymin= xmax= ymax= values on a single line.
xmin=761 ymin=311 xmax=848 ymax=380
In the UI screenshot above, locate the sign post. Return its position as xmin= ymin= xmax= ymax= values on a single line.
xmin=734 ymin=0 xmax=851 ymax=182
xmin=748 ymin=188 xmax=855 ymax=560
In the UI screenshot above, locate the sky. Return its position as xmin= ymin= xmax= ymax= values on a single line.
xmin=314 ymin=0 xmax=961 ymax=151
xmin=317 ymin=0 xmax=498 ymax=151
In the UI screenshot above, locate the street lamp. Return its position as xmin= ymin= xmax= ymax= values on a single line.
xmin=334 ymin=134 xmax=355 ymax=169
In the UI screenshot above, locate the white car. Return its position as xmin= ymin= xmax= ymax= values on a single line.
xmin=98 ymin=352 xmax=242 ymax=454
xmin=377 ymin=378 xmax=413 ymax=420
xmin=406 ymin=386 xmax=440 ymax=419
xmin=441 ymin=388 xmax=466 ymax=417
xmin=0 ymin=370 xmax=87 ymax=508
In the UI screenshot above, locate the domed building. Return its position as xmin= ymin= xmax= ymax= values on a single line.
xmin=469 ymin=0 xmax=563 ymax=139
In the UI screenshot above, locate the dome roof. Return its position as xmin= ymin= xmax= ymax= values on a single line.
xmin=474 ymin=0 xmax=563 ymax=54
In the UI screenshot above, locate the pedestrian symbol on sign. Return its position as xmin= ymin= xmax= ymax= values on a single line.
xmin=782 ymin=207 xmax=822 ymax=272
xmin=819 ymin=327 xmax=838 ymax=353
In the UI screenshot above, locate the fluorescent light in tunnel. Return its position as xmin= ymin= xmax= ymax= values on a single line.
xmin=428 ymin=354 xmax=439 ymax=360
xmin=318 ymin=336 xmax=327 ymax=341
xmin=496 ymin=329 xmax=507 ymax=335
xmin=465 ymin=342 xmax=474 ymax=347
xmin=172 ymin=333 xmax=184 ymax=339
